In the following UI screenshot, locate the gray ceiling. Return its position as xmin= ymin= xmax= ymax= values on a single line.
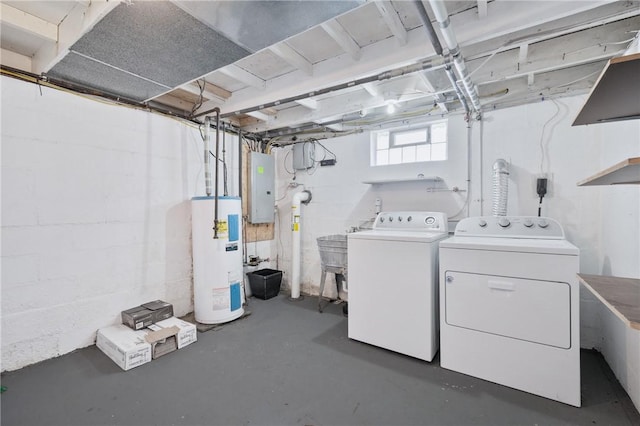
xmin=1 ymin=0 xmax=639 ymax=136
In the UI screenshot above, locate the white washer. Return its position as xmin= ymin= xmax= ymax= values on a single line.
xmin=348 ymin=211 xmax=449 ymax=362
xmin=439 ymin=216 xmax=580 ymax=406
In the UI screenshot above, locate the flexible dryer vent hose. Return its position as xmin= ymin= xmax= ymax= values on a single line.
xmin=492 ymin=159 xmax=509 ymax=216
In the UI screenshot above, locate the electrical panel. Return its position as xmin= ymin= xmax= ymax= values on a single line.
xmin=292 ymin=142 xmax=315 ymax=170
xmin=249 ymin=152 xmax=275 ymax=224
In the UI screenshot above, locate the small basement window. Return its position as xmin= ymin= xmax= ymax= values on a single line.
xmin=371 ymin=121 xmax=448 ymax=166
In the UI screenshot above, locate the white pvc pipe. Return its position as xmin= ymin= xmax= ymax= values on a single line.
xmin=291 ymin=190 xmax=311 ymax=299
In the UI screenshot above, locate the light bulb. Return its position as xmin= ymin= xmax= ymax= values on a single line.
xmin=386 ymin=103 xmax=396 ymax=114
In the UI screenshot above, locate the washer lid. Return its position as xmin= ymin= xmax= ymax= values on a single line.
xmin=439 ymin=236 xmax=579 ymax=255
xmin=349 ymin=229 xmax=450 ymax=243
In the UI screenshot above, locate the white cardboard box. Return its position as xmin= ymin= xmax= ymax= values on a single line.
xmin=96 ymin=324 xmax=152 ymax=371
xmin=156 ymin=317 xmax=197 ymax=349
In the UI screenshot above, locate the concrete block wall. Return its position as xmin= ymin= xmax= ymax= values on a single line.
xmin=1 ymin=76 xmax=209 ymax=371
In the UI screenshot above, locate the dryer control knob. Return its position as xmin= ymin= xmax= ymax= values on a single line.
xmin=538 ymin=219 xmax=549 ymax=228
xmin=398 ymin=216 xmax=402 ymax=222
xmin=498 ymin=217 xmax=511 ymax=228
xmin=380 ymin=217 xmax=385 ymax=223
xmin=407 ymin=216 xmax=412 ymax=222
xmin=523 ymin=219 xmax=534 ymax=228
xmin=478 ymin=219 xmax=487 ymax=227
xmin=389 ymin=217 xmax=393 ymax=222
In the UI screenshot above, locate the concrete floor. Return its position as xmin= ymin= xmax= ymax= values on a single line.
xmin=1 ymin=295 xmax=639 ymax=426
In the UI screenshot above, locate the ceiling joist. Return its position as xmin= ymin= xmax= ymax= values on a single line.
xmin=321 ymin=20 xmax=362 ymax=61
xmin=374 ymin=1 xmax=407 ymax=46
xmin=218 ymin=64 xmax=266 ymax=90
xmin=269 ymin=42 xmax=313 ymax=76
xmin=0 ymin=3 xmax=58 ymax=42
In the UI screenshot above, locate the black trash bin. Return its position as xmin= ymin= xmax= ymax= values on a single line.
xmin=247 ymin=269 xmax=283 ymax=300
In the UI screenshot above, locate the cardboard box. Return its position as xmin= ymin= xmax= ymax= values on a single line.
xmin=156 ymin=317 xmax=197 ymax=349
xmin=141 ymin=300 xmax=174 ymax=323
xmin=121 ymin=306 xmax=154 ymax=330
xmin=96 ymin=324 xmax=152 ymax=371
xmin=137 ymin=325 xmax=181 ymax=359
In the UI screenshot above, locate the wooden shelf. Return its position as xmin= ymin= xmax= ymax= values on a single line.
xmin=577 ymin=157 xmax=640 ymax=186
xmin=573 ymin=53 xmax=640 ymax=126
xmin=363 ymin=176 xmax=441 ymax=184
xmin=578 ymin=273 xmax=640 ymax=330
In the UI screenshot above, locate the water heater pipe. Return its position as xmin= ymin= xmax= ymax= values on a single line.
xmin=291 ymin=190 xmax=312 ymax=299
xmin=212 ymin=108 xmax=221 ymax=239
xmin=204 ymin=116 xmax=212 ymax=197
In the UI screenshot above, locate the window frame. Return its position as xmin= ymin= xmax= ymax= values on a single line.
xmin=371 ymin=120 xmax=448 ymax=167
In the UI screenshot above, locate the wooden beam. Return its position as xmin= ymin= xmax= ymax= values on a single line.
xmin=0 ymin=3 xmax=58 ymax=42
xmin=477 ymin=0 xmax=488 ymax=19
xmin=519 ymin=43 xmax=529 ymax=64
xmin=294 ymin=98 xmax=318 ymax=110
xmin=218 ymin=64 xmax=266 ymax=90
xmin=321 ymin=20 xmax=361 ymax=61
xmin=181 ymin=81 xmax=231 ymax=101
xmin=362 ymin=82 xmax=379 ymax=97
xmin=417 ymin=72 xmax=448 ymax=112
xmin=1 ymin=48 xmax=32 ymax=72
xmin=374 ymin=1 xmax=407 ymax=46
xmin=269 ymin=42 xmax=313 ymax=76
xmin=246 ymin=110 xmax=272 ymax=122
xmin=33 ymin=0 xmax=119 ymax=73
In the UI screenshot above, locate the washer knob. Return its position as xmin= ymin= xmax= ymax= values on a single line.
xmin=389 ymin=216 xmax=393 ymax=222
xmin=523 ymin=219 xmax=534 ymax=228
xmin=498 ymin=217 xmax=511 ymax=228
xmin=478 ymin=219 xmax=487 ymax=227
xmin=407 ymin=216 xmax=412 ymax=222
xmin=425 ymin=216 xmax=435 ymax=225
xmin=398 ymin=216 xmax=403 ymax=222
xmin=379 ymin=217 xmax=385 ymax=223
xmin=538 ymin=219 xmax=549 ymax=228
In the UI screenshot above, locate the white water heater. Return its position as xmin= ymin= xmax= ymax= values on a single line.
xmin=192 ymin=196 xmax=244 ymax=324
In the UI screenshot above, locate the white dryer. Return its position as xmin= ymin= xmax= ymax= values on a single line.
xmin=348 ymin=211 xmax=448 ymax=362
xmin=439 ymin=216 xmax=580 ymax=406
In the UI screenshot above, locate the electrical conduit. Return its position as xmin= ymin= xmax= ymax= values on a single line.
xmin=290 ymin=190 xmax=312 ymax=299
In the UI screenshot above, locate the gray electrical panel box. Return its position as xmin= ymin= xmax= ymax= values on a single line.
xmin=292 ymin=142 xmax=315 ymax=170
xmin=249 ymin=152 xmax=275 ymax=224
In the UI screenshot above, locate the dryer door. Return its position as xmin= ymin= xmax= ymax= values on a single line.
xmin=443 ymin=271 xmax=571 ymax=349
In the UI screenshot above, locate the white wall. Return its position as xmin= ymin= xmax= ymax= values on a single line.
xmin=0 ymin=76 xmax=238 ymax=371
xmin=273 ymin=95 xmax=640 ymax=408
xmin=274 ymin=96 xmax=638 ymax=294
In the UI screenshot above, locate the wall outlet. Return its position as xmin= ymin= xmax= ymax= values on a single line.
xmin=533 ymin=173 xmax=553 ymax=198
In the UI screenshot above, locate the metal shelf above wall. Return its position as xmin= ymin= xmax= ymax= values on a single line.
xmin=577 ymin=157 xmax=640 ymax=186
xmin=573 ymin=53 xmax=640 ymax=126
xmin=362 ymin=176 xmax=442 ymax=185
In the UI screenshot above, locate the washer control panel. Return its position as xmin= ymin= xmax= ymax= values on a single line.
xmin=374 ymin=211 xmax=448 ymax=233
xmin=453 ymin=216 xmax=565 ymax=239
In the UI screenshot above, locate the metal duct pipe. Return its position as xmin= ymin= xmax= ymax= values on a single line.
xmin=204 ymin=116 xmax=212 ymax=197
xmin=413 ymin=0 xmax=443 ymax=56
xmin=427 ymin=0 xmax=482 ymax=117
xmin=212 ymin=108 xmax=221 ymax=239
xmin=195 ymin=59 xmax=447 ymax=119
xmin=413 ymin=0 xmax=470 ymax=116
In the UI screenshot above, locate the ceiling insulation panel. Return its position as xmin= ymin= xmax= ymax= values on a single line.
xmin=173 ymin=0 xmax=365 ymax=52
xmin=48 ymin=52 xmax=170 ymax=102
xmin=49 ymin=1 xmax=250 ymax=101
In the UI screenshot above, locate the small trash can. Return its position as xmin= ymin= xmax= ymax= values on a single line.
xmin=247 ymin=269 xmax=283 ymax=300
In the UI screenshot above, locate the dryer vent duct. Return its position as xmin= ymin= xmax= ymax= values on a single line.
xmin=492 ymin=159 xmax=509 ymax=216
